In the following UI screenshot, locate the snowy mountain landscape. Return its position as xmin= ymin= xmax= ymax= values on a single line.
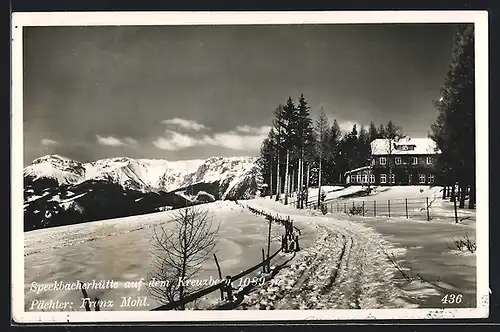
xmin=23 ymin=154 xmax=263 ymax=230
xmin=23 ymin=185 xmax=477 ymax=312
xmin=17 ymin=22 xmax=483 ymax=320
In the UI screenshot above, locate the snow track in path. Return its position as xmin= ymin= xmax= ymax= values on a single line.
xmin=239 ymin=205 xmax=410 ymax=310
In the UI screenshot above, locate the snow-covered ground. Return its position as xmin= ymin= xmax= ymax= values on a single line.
xmin=238 ymin=195 xmax=476 ymax=309
xmin=24 ymin=201 xmax=317 ymax=311
xmin=24 ymin=185 xmax=476 ymax=311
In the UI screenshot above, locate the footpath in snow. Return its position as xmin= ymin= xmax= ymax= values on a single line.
xmin=235 ymin=198 xmax=414 ymax=310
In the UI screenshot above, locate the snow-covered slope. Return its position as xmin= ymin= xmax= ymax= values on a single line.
xmin=23 ymin=154 xmax=263 ymax=230
xmin=24 ymin=154 xmax=262 ymax=196
xmin=24 ymin=155 xmax=86 ymax=185
xmin=181 ymin=156 xmax=263 ymax=199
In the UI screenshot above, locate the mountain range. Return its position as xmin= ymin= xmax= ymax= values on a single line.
xmin=23 ymin=155 xmax=263 ymax=231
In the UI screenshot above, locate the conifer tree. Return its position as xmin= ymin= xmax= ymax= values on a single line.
xmin=296 ymin=94 xmax=314 ymax=209
xmin=280 ymin=97 xmax=299 ymax=205
xmin=430 ymin=24 xmax=475 ymax=208
xmin=315 ymin=107 xmax=330 ymax=206
xmin=272 ymin=104 xmax=284 ymax=201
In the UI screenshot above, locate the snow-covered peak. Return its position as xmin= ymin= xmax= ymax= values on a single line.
xmin=24 ymin=154 xmax=262 ymax=196
xmin=25 ymin=155 xmax=85 ymax=185
xmin=32 ymin=154 xmax=79 ymax=165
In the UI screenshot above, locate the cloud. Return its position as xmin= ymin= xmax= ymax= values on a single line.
xmin=153 ymin=125 xmax=270 ymax=151
xmin=234 ymin=125 xmax=271 ymax=135
xmin=161 ymin=118 xmax=208 ymax=131
xmin=96 ymin=135 xmax=138 ymax=147
xmin=41 ymin=138 xmax=60 ymax=146
xmin=153 ymin=130 xmax=203 ymax=151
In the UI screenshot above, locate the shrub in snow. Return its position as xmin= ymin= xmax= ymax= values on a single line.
xmin=320 ymin=190 xmax=327 ymax=202
xmin=320 ymin=203 xmax=328 ymax=215
xmin=348 ymin=204 xmax=365 ymax=216
xmin=450 ymin=233 xmax=476 ymax=253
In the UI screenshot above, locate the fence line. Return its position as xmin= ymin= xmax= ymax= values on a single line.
xmin=147 ymin=204 xmax=302 ymax=311
xmin=151 ymin=246 xmax=284 ymax=311
xmin=307 ymin=196 xmax=473 ymax=223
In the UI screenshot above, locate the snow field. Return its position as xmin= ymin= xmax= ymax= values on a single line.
xmin=23 ymin=201 xmax=315 ymax=311
xmin=243 ymin=192 xmax=476 ymax=309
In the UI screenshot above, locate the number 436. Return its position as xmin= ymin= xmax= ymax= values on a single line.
xmin=441 ymin=294 xmax=463 ymax=304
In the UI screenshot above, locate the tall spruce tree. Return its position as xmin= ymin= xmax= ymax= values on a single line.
xmin=280 ymin=97 xmax=299 ymax=205
xmin=357 ymin=126 xmax=371 ymax=169
xmin=328 ymin=119 xmax=342 ymax=183
xmin=296 ymin=94 xmax=314 ymax=209
xmin=430 ymin=24 xmax=475 ymax=209
xmin=315 ymin=107 xmax=330 ymax=206
xmin=272 ymin=104 xmax=284 ymax=201
xmin=377 ymin=124 xmax=386 ymax=138
xmin=368 ymin=121 xmax=378 ymax=143
xmin=258 ymin=129 xmax=277 ymax=197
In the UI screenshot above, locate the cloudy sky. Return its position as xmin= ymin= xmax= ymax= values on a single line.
xmin=23 ymin=23 xmax=458 ymax=165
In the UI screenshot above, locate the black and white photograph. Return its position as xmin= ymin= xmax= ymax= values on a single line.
xmin=11 ymin=11 xmax=489 ymax=322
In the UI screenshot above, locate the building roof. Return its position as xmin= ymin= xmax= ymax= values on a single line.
xmin=344 ymin=166 xmax=371 ymax=176
xmin=370 ymin=137 xmax=441 ymax=155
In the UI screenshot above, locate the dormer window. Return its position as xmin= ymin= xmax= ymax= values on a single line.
xmin=379 ymin=157 xmax=387 ymax=165
xmin=426 ymin=157 xmax=433 ymax=164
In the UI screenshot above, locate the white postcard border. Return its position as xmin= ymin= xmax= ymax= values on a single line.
xmin=11 ymin=10 xmax=489 ymax=323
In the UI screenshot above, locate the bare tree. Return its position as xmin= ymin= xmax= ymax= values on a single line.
xmin=147 ymin=206 xmax=220 ymax=310
xmin=383 ymin=121 xmax=404 ymax=185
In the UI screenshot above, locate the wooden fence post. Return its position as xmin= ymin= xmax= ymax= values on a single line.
xmin=225 ymin=276 xmax=233 ymax=301
xmin=213 ymin=253 xmax=224 ymax=300
xmin=80 ymin=282 xmax=91 ymax=311
xmin=426 ymin=197 xmax=430 ymax=221
xmin=374 ymin=201 xmax=376 ymax=217
xmin=295 ymin=235 xmax=300 ymax=251
xmin=352 ymin=201 xmax=355 ymax=212
xmin=261 ymin=249 xmax=267 ymax=272
xmin=453 ymin=195 xmax=458 ymax=223
xmin=388 ymin=199 xmax=391 ymax=218
xmin=405 ymin=198 xmax=408 ymax=219
xmin=362 ymin=201 xmax=365 ymax=217
xmin=267 ymin=217 xmax=272 ymax=261
xmin=94 ymin=298 xmax=100 ymax=311
xmin=282 ymin=235 xmax=288 ymax=253
xmin=344 ymin=202 xmax=346 ymax=214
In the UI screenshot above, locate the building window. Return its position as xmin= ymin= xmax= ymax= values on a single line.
xmin=395 ymin=157 xmax=402 ymax=165
xmin=419 ymin=174 xmax=426 ymax=184
xmin=371 ymin=159 xmax=375 ymax=166
xmin=362 ymin=175 xmax=368 ymax=183
xmin=411 ymin=157 xmax=418 ymax=165
xmin=428 ymin=174 xmax=435 ymax=184
xmin=426 ymin=156 xmax=433 ymax=164
xmin=355 ymin=174 xmax=360 ymax=183
xmin=380 ymin=174 xmax=387 ymax=184
xmin=389 ymin=173 xmax=395 ymax=184
xmin=379 ymin=157 xmax=387 ymax=165
xmin=369 ymin=174 xmax=375 ymax=183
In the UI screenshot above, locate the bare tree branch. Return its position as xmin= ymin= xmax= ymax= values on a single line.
xmin=146 ymin=206 xmax=220 ymax=310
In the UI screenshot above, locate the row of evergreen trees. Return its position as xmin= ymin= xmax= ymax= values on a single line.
xmin=430 ymin=24 xmax=476 ymax=209
xmin=258 ymin=93 xmax=404 ymax=209
xmin=258 ymin=25 xmax=476 ymax=211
